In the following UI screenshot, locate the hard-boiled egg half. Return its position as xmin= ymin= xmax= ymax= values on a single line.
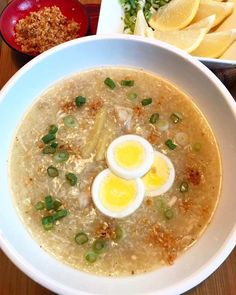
xmin=106 ymin=134 xmax=154 ymax=179
xmin=92 ymin=135 xmax=175 ymax=218
xmin=142 ymin=151 xmax=175 ymax=197
xmin=92 ymin=169 xmax=144 ymax=218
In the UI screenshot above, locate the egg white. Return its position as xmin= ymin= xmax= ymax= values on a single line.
xmin=106 ymin=134 xmax=154 ymax=180
xmin=92 ymin=169 xmax=145 ymax=218
xmin=142 ymin=151 xmax=175 ymax=197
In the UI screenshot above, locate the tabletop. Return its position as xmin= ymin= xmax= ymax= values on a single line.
xmin=0 ymin=0 xmax=236 ymax=294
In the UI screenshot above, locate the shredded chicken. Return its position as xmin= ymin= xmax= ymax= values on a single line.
xmin=114 ymin=105 xmax=133 ymax=131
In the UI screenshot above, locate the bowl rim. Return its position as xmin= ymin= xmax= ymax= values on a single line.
xmin=0 ymin=34 xmax=236 ymax=295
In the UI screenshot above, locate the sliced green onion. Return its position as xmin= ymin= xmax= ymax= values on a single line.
xmin=175 ymin=132 xmax=188 ymax=146
xmin=164 ymin=208 xmax=174 ymax=220
xmin=63 ymin=115 xmax=77 ymax=128
xmin=43 ymin=223 xmax=54 ymax=230
xmin=157 ymin=119 xmax=169 ymax=132
xmin=123 ymin=3 xmax=131 ymax=11
xmin=52 ymin=209 xmax=68 ymax=221
xmin=192 ymin=142 xmax=202 ymax=152
xmin=47 ymin=166 xmax=59 ymax=178
xmin=75 ymin=96 xmax=86 ymax=107
xmin=75 ymin=232 xmax=89 ymax=245
xmin=66 ymin=173 xmax=77 ymax=186
xmin=121 ymin=80 xmax=134 ymax=87
xmin=48 ymin=124 xmax=58 ymax=134
xmin=34 ymin=201 xmax=45 ymax=210
xmin=54 ymin=150 xmax=69 ymax=163
xmin=104 ymin=77 xmax=116 ymax=89
xmin=149 ymin=113 xmax=159 ymax=124
xmin=127 ymin=92 xmax=138 ymax=100
xmin=50 ymin=142 xmax=58 ymax=149
xmin=45 ymin=195 xmax=54 ymax=210
xmin=115 ymin=226 xmax=124 ymax=241
xmin=155 ymin=197 xmax=166 ymax=211
xmin=43 ymin=146 xmax=56 ymax=154
xmin=85 ymin=251 xmax=98 ymax=263
xmin=141 ymin=98 xmax=152 ymax=106
xmin=145 ymin=11 xmax=152 ymax=21
xmin=42 ymin=133 xmax=56 ymax=144
xmin=42 ymin=216 xmax=54 ymax=230
xmin=53 ymin=200 xmax=62 ymax=211
xmin=92 ymin=239 xmax=108 ymax=254
xmin=165 ymin=139 xmax=177 ymax=150
xmin=170 ymin=113 xmax=182 ymax=124
xmin=180 ymin=181 xmax=189 ymax=193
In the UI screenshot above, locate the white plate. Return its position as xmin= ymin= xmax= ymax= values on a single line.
xmin=97 ymin=0 xmax=236 ymax=69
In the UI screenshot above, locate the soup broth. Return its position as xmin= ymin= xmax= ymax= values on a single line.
xmin=10 ymin=68 xmax=221 ymax=276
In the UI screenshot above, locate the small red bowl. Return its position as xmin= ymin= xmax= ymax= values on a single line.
xmin=0 ymin=0 xmax=89 ymax=57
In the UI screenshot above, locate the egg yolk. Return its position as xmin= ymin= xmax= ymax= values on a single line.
xmin=114 ymin=141 xmax=145 ymax=169
xmin=142 ymin=156 xmax=170 ymax=189
xmin=100 ymin=174 xmax=137 ymax=212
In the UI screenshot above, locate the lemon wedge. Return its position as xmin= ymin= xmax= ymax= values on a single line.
xmin=184 ymin=15 xmax=215 ymax=32
xmin=134 ymin=9 xmax=149 ymax=36
xmin=146 ymin=28 xmax=207 ymax=53
xmin=191 ymin=29 xmax=236 ymax=58
xmin=192 ymin=0 xmax=234 ymax=28
xmin=149 ymin=0 xmax=200 ymax=31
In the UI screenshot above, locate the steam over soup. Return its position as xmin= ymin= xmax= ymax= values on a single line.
xmin=10 ymin=68 xmax=221 ymax=276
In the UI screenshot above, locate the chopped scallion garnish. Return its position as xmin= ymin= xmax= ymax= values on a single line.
xmin=127 ymin=92 xmax=138 ymax=100
xmin=121 ymin=80 xmax=134 ymax=87
xmin=75 ymin=232 xmax=89 ymax=245
xmin=92 ymin=239 xmax=108 ymax=254
xmin=141 ymin=98 xmax=152 ymax=106
xmin=42 ymin=216 xmax=54 ymax=230
xmin=149 ymin=113 xmax=159 ymax=124
xmin=52 ymin=209 xmax=68 ymax=221
xmin=157 ymin=119 xmax=169 ymax=132
xmin=42 ymin=146 xmax=56 ymax=154
xmin=180 ymin=181 xmax=189 ymax=193
xmin=54 ymin=150 xmax=69 ymax=163
xmin=192 ymin=143 xmax=202 ymax=152
xmin=115 ymin=226 xmax=124 ymax=241
xmin=85 ymin=251 xmax=98 ymax=263
xmin=34 ymin=201 xmax=45 ymax=210
xmin=66 ymin=173 xmax=77 ymax=186
xmin=164 ymin=208 xmax=174 ymax=220
xmin=48 ymin=124 xmax=58 ymax=134
xmin=75 ymin=96 xmax=86 ymax=107
xmin=42 ymin=133 xmax=56 ymax=144
xmin=165 ymin=139 xmax=177 ymax=150
xmin=104 ymin=77 xmax=116 ymax=89
xmin=45 ymin=195 xmax=54 ymax=210
xmin=50 ymin=142 xmax=58 ymax=149
xmin=53 ymin=200 xmax=62 ymax=211
xmin=47 ymin=166 xmax=59 ymax=178
xmin=170 ymin=113 xmax=182 ymax=124
xmin=63 ymin=115 xmax=77 ymax=128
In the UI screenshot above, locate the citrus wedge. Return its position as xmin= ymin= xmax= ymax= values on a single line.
xmin=191 ymin=29 xmax=236 ymax=58
xmin=134 ymin=9 xmax=149 ymax=36
xmin=149 ymin=0 xmax=200 ymax=31
xmin=192 ymin=0 xmax=234 ymax=28
xmin=184 ymin=15 xmax=215 ymax=32
xmin=146 ymin=28 xmax=207 ymax=53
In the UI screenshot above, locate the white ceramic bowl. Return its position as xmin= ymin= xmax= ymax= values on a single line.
xmin=0 ymin=35 xmax=236 ymax=295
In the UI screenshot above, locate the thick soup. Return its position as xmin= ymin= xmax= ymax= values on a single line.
xmin=10 ymin=68 xmax=221 ymax=276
